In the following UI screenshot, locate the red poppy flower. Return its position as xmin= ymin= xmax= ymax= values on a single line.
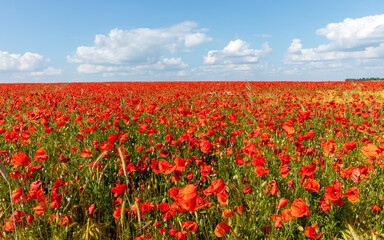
xmin=200 ymin=163 xmax=211 ymax=179
xmin=11 ymin=152 xmax=31 ymax=167
xmin=33 ymin=202 xmax=47 ymax=215
xmin=303 ymin=130 xmax=315 ymax=140
xmin=305 ymin=224 xmax=323 ymax=239
xmin=255 ymin=166 xmax=269 ymax=177
xmin=360 ymin=143 xmax=380 ymax=158
xmin=271 ymin=214 xmax=283 ymax=229
xmin=34 ymin=148 xmax=48 ymax=162
xmin=277 ymin=198 xmax=289 ymax=209
xmin=261 ymin=133 xmax=271 ymax=143
xmin=290 ymin=198 xmax=310 ymax=217
xmin=321 ymin=140 xmax=337 ymax=155
xmin=174 ymin=157 xmax=186 ymax=172
xmin=107 ymin=134 xmax=118 ymax=144
xmin=80 ymin=148 xmax=92 ymax=158
xmin=280 ymin=165 xmax=290 ymax=178
xmin=344 ymin=141 xmax=357 ymax=151
xmin=235 ymin=157 xmax=244 ymax=165
xmin=222 ymin=209 xmax=234 ymax=218
xmin=139 ymin=202 xmax=154 ymax=213
xmin=214 ymin=222 xmax=231 ymax=237
xmin=319 ymin=197 xmax=331 ymax=211
xmin=89 ymin=204 xmax=96 ymax=215
xmin=182 ymin=221 xmax=198 ymax=232
xmin=298 ymin=165 xmax=317 ymax=177
xmin=268 ymin=180 xmax=280 ymax=195
xmin=252 ymin=156 xmax=266 ymax=166
xmin=158 ymin=159 xmax=176 ymax=174
xmin=287 ymin=180 xmax=295 ymax=190
xmin=58 ymin=215 xmax=72 ymax=226
xmin=372 ymin=205 xmax=381 ymax=212
xmin=344 ymin=187 xmax=359 ymax=203
xmin=199 ymin=139 xmax=212 ymax=154
xmin=325 ymin=180 xmax=342 ymax=202
xmin=12 ymin=188 xmax=26 ymax=203
xmin=234 ymin=203 xmax=244 ymax=214
xmin=217 ymin=190 xmax=228 ymax=206
xmin=113 ymin=207 xmax=121 ymax=219
xmin=204 ymin=179 xmax=225 ymax=196
xmin=111 ymin=184 xmax=127 ymax=197
xmin=158 ymin=202 xmax=170 ymax=212
xmin=176 ymin=184 xmax=198 ymax=212
xmin=282 ymin=208 xmax=294 ymax=222
xmin=278 ymin=153 xmax=291 ymax=165
xmin=243 ymin=187 xmax=252 ymax=194
xmin=282 ymin=125 xmax=295 ymax=136
xmin=243 ymin=142 xmax=259 ymax=157
xmin=304 ymin=179 xmax=320 ymax=193
xmin=159 ymin=149 xmax=170 ymax=157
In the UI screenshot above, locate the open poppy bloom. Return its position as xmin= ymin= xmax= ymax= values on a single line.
xmin=204 ymin=179 xmax=225 ymax=196
xmin=282 ymin=124 xmax=295 ymax=136
xmin=305 ymin=224 xmax=323 ymax=239
xmin=290 ymin=198 xmax=310 ymax=217
xmin=11 ymin=152 xmax=31 ymax=168
xmin=181 ymin=221 xmax=198 ymax=232
xmin=360 ymin=143 xmax=380 ymax=158
xmin=243 ymin=142 xmax=259 ymax=157
xmin=199 ymin=139 xmax=212 ymax=154
xmin=344 ymin=187 xmax=359 ymax=203
xmin=277 ymin=198 xmax=289 ymax=209
xmin=325 ymin=179 xmax=342 ymax=202
xmin=175 ymin=184 xmax=198 ymax=212
xmin=34 ymin=148 xmax=49 ymax=161
xmin=255 ymin=166 xmax=269 ymax=177
xmin=304 ymin=179 xmax=320 ymax=193
xmin=214 ymin=222 xmax=231 ymax=237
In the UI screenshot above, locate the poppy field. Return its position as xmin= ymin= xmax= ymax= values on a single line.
xmin=0 ymin=81 xmax=384 ymax=239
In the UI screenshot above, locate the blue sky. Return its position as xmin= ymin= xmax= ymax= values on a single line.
xmin=1 ymin=0 xmax=384 ymax=82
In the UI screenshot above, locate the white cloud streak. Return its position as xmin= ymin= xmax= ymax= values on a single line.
xmin=68 ymin=21 xmax=211 ymax=75
xmin=0 ymin=51 xmax=45 ymax=71
xmin=285 ymin=14 xmax=384 ymax=64
xmin=29 ymin=67 xmax=63 ymax=76
xmin=204 ymin=39 xmax=271 ymax=64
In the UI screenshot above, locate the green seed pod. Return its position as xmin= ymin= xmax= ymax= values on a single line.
xmin=261 ymin=181 xmax=267 ymax=188
xmin=298 ymin=226 xmax=304 ymax=232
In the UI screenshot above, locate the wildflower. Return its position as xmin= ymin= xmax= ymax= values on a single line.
xmin=305 ymin=224 xmax=323 ymax=239
xmin=214 ymin=222 xmax=231 ymax=237
xmin=344 ymin=187 xmax=359 ymax=203
xmin=290 ymin=198 xmax=310 ymax=217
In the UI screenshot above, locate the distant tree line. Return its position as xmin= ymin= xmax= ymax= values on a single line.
xmin=345 ymin=78 xmax=384 ymax=81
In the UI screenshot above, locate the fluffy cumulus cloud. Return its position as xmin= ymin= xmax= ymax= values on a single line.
xmin=0 ymin=50 xmax=62 ymax=77
xmin=201 ymin=39 xmax=271 ymax=77
xmin=285 ymin=14 xmax=384 ymax=71
xmin=68 ymin=21 xmax=211 ymax=76
xmin=0 ymin=51 xmax=45 ymax=71
xmin=204 ymin=39 xmax=271 ymax=64
xmin=29 ymin=67 xmax=63 ymax=76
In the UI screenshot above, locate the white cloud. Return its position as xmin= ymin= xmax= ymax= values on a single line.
xmin=68 ymin=21 xmax=211 ymax=76
xmin=316 ymin=15 xmax=384 ymax=49
xmin=185 ymin=33 xmax=212 ymax=47
xmin=204 ymin=39 xmax=272 ymax=64
xmin=29 ymin=67 xmax=63 ymax=76
xmin=201 ymin=39 xmax=271 ymax=79
xmin=285 ymin=14 xmax=384 ymax=64
xmin=282 ymin=14 xmax=384 ymax=79
xmin=0 ymin=51 xmax=46 ymax=71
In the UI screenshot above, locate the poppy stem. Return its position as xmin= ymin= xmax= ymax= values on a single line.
xmin=9 ymin=183 xmax=18 ymax=240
